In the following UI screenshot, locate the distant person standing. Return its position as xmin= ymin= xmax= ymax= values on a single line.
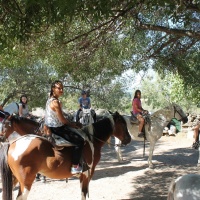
xmin=192 ymin=120 xmax=200 ymax=149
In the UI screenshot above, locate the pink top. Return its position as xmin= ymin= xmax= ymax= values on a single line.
xmin=132 ymin=98 xmax=142 ymax=115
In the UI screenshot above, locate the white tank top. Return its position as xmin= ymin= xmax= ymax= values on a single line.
xmin=44 ymin=98 xmax=64 ymax=127
xmin=19 ymin=103 xmax=29 ymax=117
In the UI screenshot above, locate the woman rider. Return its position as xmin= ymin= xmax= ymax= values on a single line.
xmin=44 ymin=80 xmax=84 ymax=174
xmin=132 ymin=90 xmax=148 ymax=138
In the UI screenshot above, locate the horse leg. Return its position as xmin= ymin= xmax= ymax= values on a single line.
xmin=16 ymin=173 xmax=36 ymax=200
xmin=148 ymin=141 xmax=156 ymax=169
xmin=80 ymin=171 xmax=91 ymax=200
xmin=41 ymin=175 xmax=46 ymax=183
xmin=35 ymin=173 xmax=41 ymax=181
xmin=114 ymin=137 xmax=123 ymax=163
xmin=13 ymin=175 xmax=19 ymax=188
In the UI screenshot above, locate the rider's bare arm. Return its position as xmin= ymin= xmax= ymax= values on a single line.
xmin=50 ymin=99 xmax=71 ymax=125
xmin=19 ymin=105 xmax=23 ymax=117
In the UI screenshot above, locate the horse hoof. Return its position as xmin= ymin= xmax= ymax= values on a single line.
xmin=149 ymin=165 xmax=154 ymax=169
xmin=41 ymin=179 xmax=46 ymax=183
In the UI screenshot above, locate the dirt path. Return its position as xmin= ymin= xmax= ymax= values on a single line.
xmin=1 ymin=133 xmax=199 ymax=200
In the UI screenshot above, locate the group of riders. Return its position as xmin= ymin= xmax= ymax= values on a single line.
xmin=0 ymin=80 xmax=148 ymax=175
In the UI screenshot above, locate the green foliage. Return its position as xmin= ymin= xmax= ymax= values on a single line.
xmin=139 ymin=71 xmax=199 ymax=112
xmin=0 ymin=0 xmax=199 ymax=113
xmin=0 ymin=62 xmax=56 ymax=109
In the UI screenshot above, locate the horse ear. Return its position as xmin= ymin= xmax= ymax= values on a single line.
xmin=115 ymin=111 xmax=120 ymax=115
xmin=108 ymin=110 xmax=113 ymax=114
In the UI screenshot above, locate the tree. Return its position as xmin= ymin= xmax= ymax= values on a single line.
xmin=139 ymin=71 xmax=199 ymax=112
xmin=0 ymin=1 xmax=199 ymax=109
xmin=0 ymin=61 xmax=56 ymax=109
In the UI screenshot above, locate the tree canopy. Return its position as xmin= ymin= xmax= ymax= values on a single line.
xmin=0 ymin=0 xmax=199 ymax=109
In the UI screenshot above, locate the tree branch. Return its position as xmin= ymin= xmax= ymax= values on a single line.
xmin=138 ymin=23 xmax=200 ymax=40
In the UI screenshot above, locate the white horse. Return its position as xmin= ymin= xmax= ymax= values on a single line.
xmin=167 ymin=174 xmax=200 ymax=200
xmin=79 ymin=108 xmax=94 ymax=126
xmin=3 ymin=102 xmax=19 ymax=115
xmin=97 ymin=103 xmax=188 ymax=168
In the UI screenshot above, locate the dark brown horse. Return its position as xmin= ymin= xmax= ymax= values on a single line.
xmin=0 ymin=112 xmax=131 ymax=200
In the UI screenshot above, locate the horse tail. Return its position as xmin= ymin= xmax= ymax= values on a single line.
xmin=0 ymin=143 xmax=13 ymax=200
xmin=167 ymin=179 xmax=176 ymax=200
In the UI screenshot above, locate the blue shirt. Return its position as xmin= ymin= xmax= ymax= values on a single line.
xmin=78 ymin=97 xmax=91 ymax=109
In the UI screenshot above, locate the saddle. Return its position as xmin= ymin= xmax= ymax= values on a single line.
xmin=50 ymin=131 xmax=89 ymax=173
xmin=50 ymin=129 xmax=86 ymax=149
xmin=130 ymin=111 xmax=151 ymax=131
xmin=130 ymin=111 xmax=139 ymax=124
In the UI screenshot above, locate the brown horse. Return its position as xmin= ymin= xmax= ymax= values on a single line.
xmin=0 ymin=116 xmax=43 ymax=142
xmin=0 ymin=112 xmax=131 ymax=200
xmin=0 ymin=115 xmax=82 ymax=142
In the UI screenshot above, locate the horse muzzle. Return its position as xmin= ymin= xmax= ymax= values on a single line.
xmin=0 ymin=135 xmax=6 ymax=142
xmin=182 ymin=117 xmax=188 ymax=124
xmin=122 ymin=134 xmax=131 ymax=145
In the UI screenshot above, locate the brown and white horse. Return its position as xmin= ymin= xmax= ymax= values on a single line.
xmin=0 ymin=112 xmax=131 ymax=200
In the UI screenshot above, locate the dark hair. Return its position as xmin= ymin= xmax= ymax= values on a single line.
xmin=134 ymin=90 xmax=141 ymax=99
xmin=50 ymin=80 xmax=63 ymax=97
xmin=81 ymin=90 xmax=86 ymax=95
xmin=20 ymin=94 xmax=28 ymax=109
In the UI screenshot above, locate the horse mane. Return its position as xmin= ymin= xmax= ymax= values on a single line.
xmin=93 ymin=117 xmax=113 ymax=133
xmin=83 ymin=116 xmax=114 ymax=138
xmin=11 ymin=116 xmax=39 ymax=126
xmin=151 ymin=105 xmax=171 ymax=116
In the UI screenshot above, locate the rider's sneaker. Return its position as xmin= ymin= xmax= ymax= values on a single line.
xmin=138 ymin=132 xmax=144 ymax=138
xmin=71 ymin=165 xmax=82 ymax=174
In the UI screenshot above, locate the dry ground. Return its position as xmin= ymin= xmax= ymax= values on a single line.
xmin=0 ymin=133 xmax=199 ymax=200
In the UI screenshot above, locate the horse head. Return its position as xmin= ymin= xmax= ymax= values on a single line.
xmin=0 ymin=115 xmax=13 ymax=142
xmin=80 ymin=109 xmax=94 ymax=126
xmin=112 ymin=111 xmax=131 ymax=146
xmin=172 ymin=103 xmax=188 ymax=124
xmin=0 ymin=116 xmax=42 ymax=142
